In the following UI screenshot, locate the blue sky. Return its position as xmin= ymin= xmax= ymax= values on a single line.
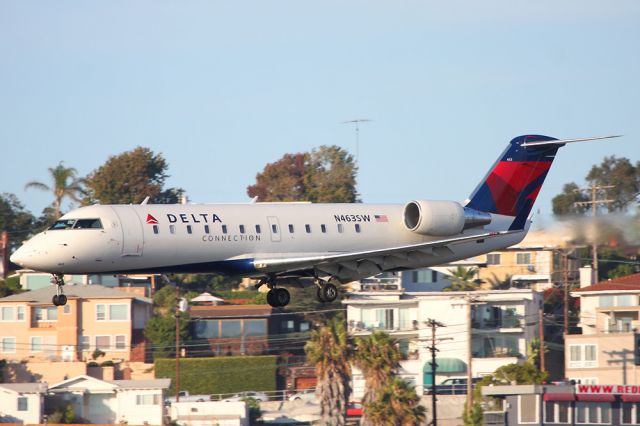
xmin=1 ymin=1 xmax=638 ymax=227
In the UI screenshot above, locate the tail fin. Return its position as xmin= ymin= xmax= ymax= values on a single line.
xmin=465 ymin=135 xmax=560 ymax=230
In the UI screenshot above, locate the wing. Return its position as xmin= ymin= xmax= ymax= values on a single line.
xmin=252 ymin=230 xmax=516 ymax=282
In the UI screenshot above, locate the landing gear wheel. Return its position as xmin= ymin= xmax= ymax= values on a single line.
xmin=274 ymin=288 xmax=290 ymax=307
xmin=266 ymin=290 xmax=277 ymax=307
xmin=317 ymin=287 xmax=326 ymax=303
xmin=320 ymin=283 xmax=338 ymax=303
xmin=57 ymin=294 xmax=67 ymax=306
xmin=51 ymin=274 xmax=67 ymax=306
xmin=52 ymin=295 xmax=60 ymax=306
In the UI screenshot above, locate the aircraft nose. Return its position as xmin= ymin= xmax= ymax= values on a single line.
xmin=10 ymin=246 xmax=27 ymax=268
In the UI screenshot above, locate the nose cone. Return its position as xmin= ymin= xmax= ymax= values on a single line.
xmin=10 ymin=246 xmax=27 ymax=268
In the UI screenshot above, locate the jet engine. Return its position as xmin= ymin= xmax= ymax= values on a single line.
xmin=403 ymin=200 xmax=491 ymax=236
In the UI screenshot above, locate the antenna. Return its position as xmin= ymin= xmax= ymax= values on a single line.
xmin=342 ymin=119 xmax=372 ymax=164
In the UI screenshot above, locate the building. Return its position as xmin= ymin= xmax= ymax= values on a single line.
xmin=344 ymin=287 xmax=541 ymax=396
xmin=169 ymin=401 xmax=248 ymax=426
xmin=0 ymin=284 xmax=152 ymax=364
xmin=47 ymin=375 xmax=170 ymax=425
xmin=565 ymin=272 xmax=640 ymax=385
xmin=0 ymin=382 xmax=46 ymax=424
xmin=482 ymin=383 xmax=640 ymax=426
xmin=16 ymin=270 xmax=160 ymax=296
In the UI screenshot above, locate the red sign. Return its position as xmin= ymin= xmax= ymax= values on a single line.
xmin=576 ymin=384 xmax=640 ymax=395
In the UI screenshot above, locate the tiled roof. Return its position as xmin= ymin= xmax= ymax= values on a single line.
xmin=573 ymin=272 xmax=640 ymax=293
xmin=0 ymin=284 xmax=152 ymax=304
xmin=0 ymin=383 xmax=47 ymax=393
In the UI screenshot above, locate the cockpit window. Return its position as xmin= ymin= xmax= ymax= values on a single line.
xmin=74 ymin=218 xmax=103 ymax=229
xmin=49 ymin=219 xmax=76 ymax=230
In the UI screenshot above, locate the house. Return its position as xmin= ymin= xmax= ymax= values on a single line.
xmin=0 ymin=382 xmax=46 ymax=424
xmin=344 ymin=287 xmax=541 ymax=396
xmin=0 ymin=284 xmax=153 ymax=366
xmin=189 ymin=304 xmax=311 ymax=357
xmin=47 ymin=375 xmax=169 ymax=425
xmin=565 ymin=272 xmax=640 ymax=385
xmin=170 ymin=401 xmax=248 ymax=426
xmin=481 ymin=382 xmax=640 ymax=426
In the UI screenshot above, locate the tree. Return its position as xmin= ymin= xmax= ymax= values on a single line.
xmin=353 ymin=331 xmax=401 ymax=425
xmin=25 ymin=162 xmax=83 ymax=220
xmin=586 ymin=156 xmax=639 ymax=212
xmin=304 ymin=316 xmax=352 ymax=426
xmin=0 ymin=193 xmax=35 ymax=252
xmin=247 ymin=146 xmax=358 ymax=203
xmin=365 ymin=377 xmax=426 ymax=426
xmin=84 ymin=147 xmax=183 ymax=204
xmin=552 ymin=182 xmax=590 ymax=216
xmin=143 ymin=312 xmax=191 ymax=358
xmin=443 ymin=266 xmax=479 ymax=291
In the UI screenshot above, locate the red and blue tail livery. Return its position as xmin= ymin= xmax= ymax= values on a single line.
xmin=466 ymin=135 xmax=561 ymax=230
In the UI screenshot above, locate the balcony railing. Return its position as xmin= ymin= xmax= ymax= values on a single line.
xmin=472 ymin=318 xmax=522 ymax=330
xmin=349 ymin=320 xmax=419 ymax=333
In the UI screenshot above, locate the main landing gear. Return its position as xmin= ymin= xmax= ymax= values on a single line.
xmin=316 ymin=279 xmax=338 ymax=303
xmin=51 ymin=274 xmax=68 ymax=306
xmin=256 ymin=275 xmax=339 ymax=308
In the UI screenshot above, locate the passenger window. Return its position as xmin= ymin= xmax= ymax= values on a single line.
xmin=255 ymin=225 xmax=261 ymax=234
xmin=355 ymin=224 xmax=361 ymax=233
xmin=288 ymin=224 xmax=294 ymax=233
xmin=222 ymin=225 xmax=228 ymax=234
xmin=239 ymin=225 xmax=245 ymax=234
xmin=204 ymin=225 xmax=210 ymax=234
xmin=337 ymin=224 xmax=344 ymax=233
xmin=305 ymin=224 xmax=311 ymax=233
xmin=74 ymin=218 xmax=103 ymax=229
xmin=169 ymin=225 xmax=175 ymax=234
xmin=187 ymin=225 xmax=192 ymax=234
xmin=272 ymin=224 xmax=278 ymax=233
xmin=153 ymin=225 xmax=159 ymax=235
xmin=321 ymin=224 xmax=327 ymax=233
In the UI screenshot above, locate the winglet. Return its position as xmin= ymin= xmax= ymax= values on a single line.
xmin=521 ymin=135 xmax=621 ymax=147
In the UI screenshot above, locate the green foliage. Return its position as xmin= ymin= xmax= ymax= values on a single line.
xmin=0 ymin=276 xmax=24 ymax=298
xmin=25 ymin=161 xmax=84 ymax=220
xmin=365 ymin=377 xmax=426 ymax=426
xmin=47 ymin=403 xmax=77 ymax=424
xmin=153 ymin=285 xmax=178 ymax=313
xmin=242 ymin=396 xmax=262 ymax=424
xmin=0 ymin=359 xmax=6 ymax=382
xmin=144 ymin=312 xmax=191 ymax=358
xmin=84 ymin=146 xmax=183 ymax=204
xmin=91 ymin=349 xmax=105 ymax=360
xmin=155 ymin=356 xmax=277 ymax=395
xmin=247 ymin=146 xmax=358 ymax=203
xmin=0 ymin=193 xmax=35 ymax=252
xmin=443 ymin=266 xmax=480 ymax=291
xmin=586 ymin=156 xmax=639 ymax=212
xmin=174 ymin=273 xmax=241 ymax=292
xmin=552 ymin=182 xmax=590 ymax=216
xmin=462 ymin=401 xmax=484 ymax=426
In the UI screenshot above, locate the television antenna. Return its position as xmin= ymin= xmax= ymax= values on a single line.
xmin=342 ymin=119 xmax=372 ymax=164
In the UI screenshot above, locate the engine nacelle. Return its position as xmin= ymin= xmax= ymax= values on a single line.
xmin=404 ymin=200 xmax=491 ymax=236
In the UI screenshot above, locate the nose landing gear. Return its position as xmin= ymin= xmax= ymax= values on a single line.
xmin=51 ymin=274 xmax=68 ymax=306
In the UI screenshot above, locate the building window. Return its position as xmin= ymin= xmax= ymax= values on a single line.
xmin=545 ymin=401 xmax=570 ymax=424
xmin=412 ymin=270 xmax=437 ymax=283
xmin=63 ymin=304 xmax=71 ymax=314
xmin=17 ymin=397 xmax=28 ymax=411
xmin=1 ymin=337 xmax=16 ymax=353
xmin=221 ymin=320 xmax=242 ymax=338
xmin=300 ymin=322 xmax=310 ymax=332
xmin=95 ymin=335 xmax=111 ymax=351
xmin=255 ymin=225 xmax=261 ymax=234
xmin=204 ymin=225 xmax=210 ymax=234
xmin=153 ymin=225 xmax=159 ymax=234
xmin=516 ymin=252 xmax=532 ymax=265
xmin=355 ymin=224 xmax=361 ymax=233
xmin=305 ymin=224 xmax=311 ymax=233
xmin=337 ymin=223 xmax=344 ymax=233
xmin=519 ymin=395 xmax=539 ymax=423
xmin=244 ymin=319 xmax=267 ymax=337
xmin=195 ymin=320 xmax=220 ymax=339
xmin=321 ymin=224 xmax=327 ymax=233
xmin=375 ymin=309 xmax=395 ymax=330
xmin=622 ymin=402 xmax=640 ymax=424
xmin=96 ymin=305 xmax=106 ymax=321
xmin=486 ymin=253 xmax=501 ymax=265
xmin=96 ymin=304 xmax=129 ymax=321
xmin=187 ymin=225 xmax=192 ymax=234
xmin=136 ymin=394 xmax=160 ymax=405
xmin=239 ymin=225 xmax=245 ymax=234
xmin=80 ymin=335 xmax=91 ymax=351
xmin=115 ymin=335 xmax=126 ymax=350
xmin=576 ymin=402 xmax=610 ymax=424
xmin=288 ymin=224 xmax=295 ymax=233
xmin=31 ymin=336 xmax=43 ymax=352
xmin=569 ymin=344 xmax=597 ymax=368
xmin=1 ymin=306 xmax=14 ymax=321
xmin=34 ymin=307 xmax=58 ymax=321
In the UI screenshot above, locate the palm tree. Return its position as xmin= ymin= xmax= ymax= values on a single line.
xmin=365 ymin=377 xmax=426 ymax=425
xmin=444 ymin=266 xmax=479 ymax=291
xmin=353 ymin=331 xmax=401 ymax=425
xmin=304 ymin=316 xmax=352 ymax=426
xmin=25 ymin=162 xmax=84 ymax=219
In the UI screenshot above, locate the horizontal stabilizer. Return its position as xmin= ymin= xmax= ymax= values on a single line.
xmin=521 ymin=135 xmax=621 ymax=147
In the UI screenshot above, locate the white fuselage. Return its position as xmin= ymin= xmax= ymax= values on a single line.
xmin=12 ymin=202 xmax=527 ymax=281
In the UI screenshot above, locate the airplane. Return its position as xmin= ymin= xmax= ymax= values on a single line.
xmin=10 ymin=134 xmax=617 ymax=308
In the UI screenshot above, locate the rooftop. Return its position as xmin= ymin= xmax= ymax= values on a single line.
xmin=0 ymin=284 xmax=152 ymax=304
xmin=573 ymin=272 xmax=640 ymax=294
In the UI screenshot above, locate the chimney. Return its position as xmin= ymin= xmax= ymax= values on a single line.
xmin=579 ymin=266 xmax=595 ymax=288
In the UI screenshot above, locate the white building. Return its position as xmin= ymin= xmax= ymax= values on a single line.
xmin=344 ymin=287 xmax=542 ymax=396
xmin=170 ymin=401 xmax=249 ymax=426
xmin=48 ymin=375 xmax=170 ymax=425
xmin=0 ymin=382 xmax=46 ymax=424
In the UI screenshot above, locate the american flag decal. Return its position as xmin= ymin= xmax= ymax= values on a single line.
xmin=146 ymin=214 xmax=158 ymax=225
xmin=375 ymin=215 xmax=389 ymax=223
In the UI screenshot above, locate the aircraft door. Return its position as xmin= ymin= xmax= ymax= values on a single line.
xmin=111 ymin=207 xmax=144 ymax=256
xmin=267 ymin=216 xmax=281 ymax=243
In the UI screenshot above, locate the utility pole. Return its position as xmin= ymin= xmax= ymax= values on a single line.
xmin=562 ymin=251 xmax=570 ymax=336
xmin=342 ymin=119 xmax=371 ymax=165
xmin=1 ymin=231 xmax=8 ymax=280
xmin=175 ymin=285 xmax=183 ymax=402
xmin=574 ymin=184 xmax=614 ymax=282
xmin=426 ymin=319 xmax=446 ymax=426
xmin=454 ymin=294 xmax=481 ymax=416
xmin=539 ymin=307 xmax=546 ymax=373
